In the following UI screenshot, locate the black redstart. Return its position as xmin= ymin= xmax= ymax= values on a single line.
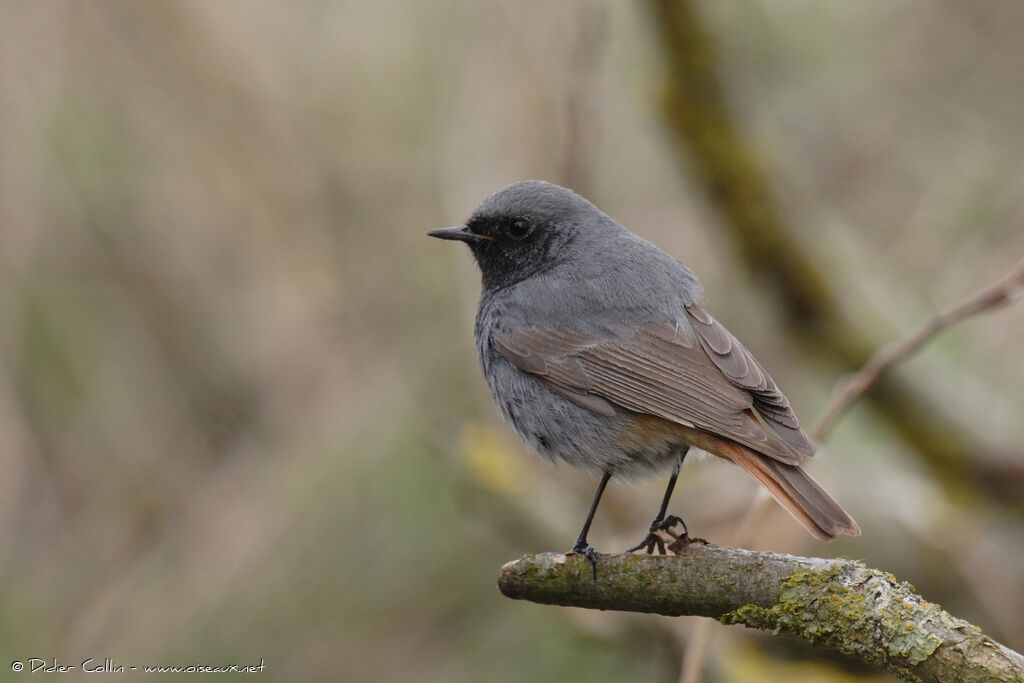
xmin=429 ymin=180 xmax=859 ymax=573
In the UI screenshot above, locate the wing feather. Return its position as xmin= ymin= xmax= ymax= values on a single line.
xmin=495 ymin=307 xmax=815 ymax=464
xmin=685 ymin=305 xmax=813 ymax=455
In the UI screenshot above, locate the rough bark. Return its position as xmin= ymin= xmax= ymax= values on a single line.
xmin=498 ymin=547 xmax=1024 ymax=682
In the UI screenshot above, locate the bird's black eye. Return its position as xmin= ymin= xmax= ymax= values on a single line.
xmin=507 ymin=217 xmax=534 ymax=241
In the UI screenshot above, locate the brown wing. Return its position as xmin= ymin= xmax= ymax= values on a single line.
xmin=684 ymin=305 xmax=814 ymax=457
xmin=495 ymin=306 xmax=814 ymax=465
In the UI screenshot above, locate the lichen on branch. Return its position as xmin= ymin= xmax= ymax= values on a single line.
xmin=497 ymin=546 xmax=1024 ymax=682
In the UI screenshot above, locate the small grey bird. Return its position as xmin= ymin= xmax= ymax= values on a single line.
xmin=429 ymin=180 xmax=859 ymax=573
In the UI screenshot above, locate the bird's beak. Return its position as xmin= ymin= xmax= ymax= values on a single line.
xmin=427 ymin=225 xmax=490 ymax=243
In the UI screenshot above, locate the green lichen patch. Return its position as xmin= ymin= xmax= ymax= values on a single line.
xmin=721 ymin=562 xmax=962 ymax=676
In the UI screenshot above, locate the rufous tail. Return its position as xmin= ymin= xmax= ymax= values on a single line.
xmin=721 ymin=441 xmax=860 ymax=541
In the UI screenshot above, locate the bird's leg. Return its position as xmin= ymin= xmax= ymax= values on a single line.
xmin=570 ymin=470 xmax=612 ymax=580
xmin=626 ymin=447 xmax=690 ymax=554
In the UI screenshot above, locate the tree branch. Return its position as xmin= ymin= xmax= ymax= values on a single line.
xmin=498 ymin=547 xmax=1024 ymax=682
xmin=812 ymin=259 xmax=1024 ymax=439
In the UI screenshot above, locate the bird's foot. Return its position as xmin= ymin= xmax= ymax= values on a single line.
xmin=625 ymin=515 xmax=689 ymax=555
xmin=569 ymin=541 xmax=600 ymax=580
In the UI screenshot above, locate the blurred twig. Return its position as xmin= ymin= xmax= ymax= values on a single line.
xmin=813 ymin=258 xmax=1024 ymax=439
xmin=724 ymin=259 xmax=1024 ymax=553
xmin=499 ymin=548 xmax=1024 ymax=682
xmin=645 ymin=0 xmax=1024 ymax=515
xmin=561 ymin=3 xmax=606 ymax=196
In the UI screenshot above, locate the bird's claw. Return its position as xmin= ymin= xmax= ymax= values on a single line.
xmin=624 ymin=533 xmax=665 ymax=555
xmin=570 ymin=541 xmax=600 ymax=580
xmin=625 ymin=515 xmax=689 ymax=555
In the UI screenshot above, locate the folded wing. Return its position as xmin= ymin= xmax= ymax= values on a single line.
xmin=494 ymin=304 xmax=815 ymax=465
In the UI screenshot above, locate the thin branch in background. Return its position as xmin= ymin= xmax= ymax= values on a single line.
xmin=499 ymin=548 xmax=1024 ymax=682
xmin=812 ymin=258 xmax=1024 ymax=440
xmin=561 ymin=3 xmax=606 ymax=197
xmin=677 ymin=614 xmax=714 ymax=683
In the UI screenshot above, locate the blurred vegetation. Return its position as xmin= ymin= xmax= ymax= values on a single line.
xmin=0 ymin=2 xmax=1021 ymax=682
xmin=651 ymin=0 xmax=1024 ymax=518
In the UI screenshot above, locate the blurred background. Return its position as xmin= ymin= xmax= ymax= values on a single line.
xmin=1 ymin=1 xmax=1022 ymax=681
